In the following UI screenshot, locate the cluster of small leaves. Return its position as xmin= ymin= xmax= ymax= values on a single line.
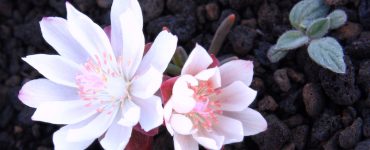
xmin=267 ymin=0 xmax=347 ymax=74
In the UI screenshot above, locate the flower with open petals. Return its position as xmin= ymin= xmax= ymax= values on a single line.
xmin=18 ymin=0 xmax=178 ymax=149
xmin=162 ymin=44 xmax=267 ymax=150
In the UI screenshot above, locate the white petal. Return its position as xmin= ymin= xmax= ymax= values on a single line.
xmin=118 ymin=100 xmax=140 ymax=127
xmin=130 ymin=66 xmax=162 ymax=99
xmin=170 ymin=114 xmax=193 ymax=135
xmin=117 ymin=9 xmax=145 ymax=79
xmin=223 ymin=108 xmax=267 ymax=136
xmin=18 ymin=79 xmax=78 ymax=108
xmin=195 ymin=67 xmax=221 ymax=89
xmin=22 ymin=54 xmax=81 ymax=87
xmin=133 ymin=96 xmax=163 ymax=132
xmin=193 ymin=130 xmax=224 ymax=150
xmin=170 ymin=95 xmax=196 ymax=114
xmin=39 ymin=17 xmax=88 ymax=64
xmin=213 ymin=115 xmax=244 ymax=144
xmin=66 ymin=2 xmax=116 ymax=65
xmin=181 ymin=44 xmax=213 ymax=75
xmin=66 ymin=107 xmax=119 ymax=141
xmin=32 ymin=100 xmax=98 ymax=125
xmin=164 ymin=100 xmax=174 ymax=135
xmin=53 ymin=117 xmax=96 ymax=150
xmin=220 ymin=60 xmax=254 ymax=87
xmin=137 ymin=30 xmax=178 ymax=74
xmin=174 ymin=134 xmax=199 ymax=150
xmin=100 ymin=114 xmax=133 ymax=150
xmin=110 ymin=0 xmax=143 ymax=56
xmin=172 ymin=75 xmax=198 ymax=96
xmin=218 ymin=81 xmax=257 ymax=111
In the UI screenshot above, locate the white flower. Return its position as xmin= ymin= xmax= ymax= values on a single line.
xmin=163 ymin=44 xmax=267 ymax=150
xmin=18 ymin=0 xmax=178 ymax=149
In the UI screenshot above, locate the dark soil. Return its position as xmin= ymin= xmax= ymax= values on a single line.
xmin=0 ymin=0 xmax=369 ymax=149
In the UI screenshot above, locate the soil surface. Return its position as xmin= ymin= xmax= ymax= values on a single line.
xmin=0 ymin=0 xmax=369 ymax=149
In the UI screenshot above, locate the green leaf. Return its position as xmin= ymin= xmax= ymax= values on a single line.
xmin=327 ymin=9 xmax=347 ymax=29
xmin=267 ymin=45 xmax=289 ymax=63
xmin=275 ymin=30 xmax=309 ymax=50
xmin=306 ymin=18 xmax=330 ymax=39
xmin=308 ymin=37 xmax=346 ymax=73
xmin=289 ymin=0 xmax=329 ymax=30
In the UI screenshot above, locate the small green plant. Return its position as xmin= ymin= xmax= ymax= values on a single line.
xmin=267 ymin=0 xmax=347 ymax=74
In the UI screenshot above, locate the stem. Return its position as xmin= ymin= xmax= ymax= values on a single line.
xmin=165 ymin=63 xmax=181 ymax=75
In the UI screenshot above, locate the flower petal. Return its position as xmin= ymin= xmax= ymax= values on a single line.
xmin=116 ymin=9 xmax=145 ymax=79
xmin=18 ymin=79 xmax=78 ymax=108
xmin=160 ymin=76 xmax=179 ymax=105
xmin=195 ymin=67 xmax=221 ymax=89
xmin=220 ymin=60 xmax=254 ymax=87
xmin=118 ymin=100 xmax=140 ymax=127
xmin=132 ymin=96 xmax=163 ymax=132
xmin=223 ymin=108 xmax=267 ymax=136
xmin=32 ymin=100 xmax=99 ymax=125
xmin=66 ymin=106 xmax=119 ymax=141
xmin=130 ymin=66 xmax=162 ymax=99
xmin=164 ymin=100 xmax=174 ymax=135
xmin=137 ymin=30 xmax=178 ymax=74
xmin=110 ymin=0 xmax=143 ymax=57
xmin=22 ymin=54 xmax=81 ymax=87
xmin=100 ymin=114 xmax=132 ymax=150
xmin=192 ymin=130 xmax=224 ymax=150
xmin=39 ymin=17 xmax=88 ymax=64
xmin=66 ymin=2 xmax=116 ymax=65
xmin=218 ymin=81 xmax=257 ymax=111
xmin=171 ymin=75 xmax=198 ymax=113
xmin=53 ymin=117 xmax=96 ymax=150
xmin=213 ymin=115 xmax=244 ymax=144
xmin=181 ymin=44 xmax=213 ymax=75
xmin=170 ymin=114 xmax=193 ymax=135
xmin=174 ymin=134 xmax=199 ymax=150
xmin=170 ymin=95 xmax=196 ymax=114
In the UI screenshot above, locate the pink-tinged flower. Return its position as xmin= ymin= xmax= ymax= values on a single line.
xmin=18 ymin=0 xmax=178 ymax=149
xmin=162 ymin=44 xmax=267 ymax=150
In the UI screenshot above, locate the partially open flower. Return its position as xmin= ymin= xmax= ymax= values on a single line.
xmin=18 ymin=0 xmax=178 ymax=149
xmin=162 ymin=44 xmax=267 ymax=150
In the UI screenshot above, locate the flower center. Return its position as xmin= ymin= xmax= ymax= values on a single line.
xmin=76 ymin=53 xmax=129 ymax=114
xmin=187 ymin=80 xmax=222 ymax=130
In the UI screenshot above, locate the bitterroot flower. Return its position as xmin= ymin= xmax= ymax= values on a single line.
xmin=18 ymin=0 xmax=177 ymax=149
xmin=162 ymin=44 xmax=267 ymax=150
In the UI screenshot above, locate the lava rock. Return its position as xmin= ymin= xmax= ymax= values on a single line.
xmin=358 ymin=60 xmax=370 ymax=92
xmin=325 ymin=0 xmax=349 ymax=6
xmin=334 ymin=22 xmax=362 ymax=41
xmin=286 ymin=68 xmax=305 ymax=84
xmin=166 ymin=0 xmax=196 ymax=14
xmin=279 ymin=89 xmax=300 ymax=115
xmin=250 ymin=77 xmax=265 ymax=93
xmin=273 ymin=68 xmax=291 ymax=92
xmin=257 ymin=2 xmax=279 ymax=31
xmin=292 ymin=125 xmax=309 ymax=150
xmin=323 ymin=132 xmax=340 ymax=150
xmin=258 ymin=95 xmax=278 ymax=112
xmin=146 ymin=15 xmax=197 ymax=42
xmin=359 ymin=0 xmax=370 ymax=29
xmin=17 ymin=107 xmax=35 ymax=126
xmin=48 ymin=0 xmax=66 ymax=15
xmin=227 ymin=25 xmax=257 ymax=55
xmin=362 ymin=113 xmax=370 ymax=137
xmin=319 ymin=56 xmax=361 ymax=105
xmin=252 ymin=115 xmax=291 ymax=150
xmin=0 ymin=132 xmax=15 ymax=149
xmin=346 ymin=32 xmax=370 ymax=59
xmin=303 ymin=83 xmax=325 ymax=117
xmin=139 ymin=0 xmax=164 ymax=23
xmin=284 ymin=114 xmax=305 ymax=128
xmin=96 ymin=0 xmax=112 ymax=9
xmin=355 ymin=139 xmax=370 ymax=150
xmin=0 ymin=105 xmax=14 ymax=128
xmin=205 ymin=2 xmax=220 ymax=21
xmin=13 ymin=21 xmax=44 ymax=48
xmin=253 ymin=41 xmax=271 ymax=66
xmin=339 ymin=118 xmax=363 ymax=149
xmin=229 ymin=0 xmax=252 ymax=10
xmin=311 ymin=113 xmax=342 ymax=143
xmin=341 ymin=106 xmax=357 ymax=127
xmin=0 ymin=0 xmax=13 ymax=17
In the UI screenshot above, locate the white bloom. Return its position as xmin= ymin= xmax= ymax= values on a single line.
xmin=18 ymin=0 xmax=178 ymax=149
xmin=163 ymin=44 xmax=267 ymax=150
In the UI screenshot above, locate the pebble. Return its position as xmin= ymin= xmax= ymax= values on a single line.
xmin=355 ymin=139 xmax=370 ymax=150
xmin=358 ymin=60 xmax=370 ymax=92
xmin=286 ymin=68 xmax=305 ymax=83
xmin=339 ymin=118 xmax=363 ymax=149
xmin=258 ymin=95 xmax=278 ymax=112
xmin=0 ymin=105 xmax=14 ymax=128
xmin=359 ymin=0 xmax=370 ymax=29
xmin=252 ymin=115 xmax=291 ymax=150
xmin=346 ymin=32 xmax=370 ymax=59
xmin=310 ymin=113 xmax=342 ymax=144
xmin=323 ymin=132 xmax=340 ymax=150
xmin=17 ymin=107 xmax=35 ymax=126
xmin=205 ymin=2 xmax=220 ymax=21
xmin=228 ymin=25 xmax=257 ymax=55
xmin=166 ymin=0 xmax=196 ymax=14
xmin=13 ymin=21 xmax=44 ymax=48
xmin=325 ymin=0 xmax=349 ymax=5
xmin=334 ymin=22 xmax=362 ymax=41
xmin=303 ymin=83 xmax=325 ymax=117
xmin=96 ymin=0 xmax=112 ymax=9
xmin=273 ymin=68 xmax=291 ymax=92
xmin=279 ymin=89 xmax=300 ymax=115
xmin=319 ymin=56 xmax=361 ymax=105
xmin=139 ymin=0 xmax=164 ymax=23
xmin=341 ymin=106 xmax=357 ymax=127
xmin=284 ymin=114 xmax=305 ymax=128
xmin=292 ymin=125 xmax=309 ymax=150
xmin=362 ymin=113 xmax=370 ymax=137
xmin=257 ymin=2 xmax=279 ymax=31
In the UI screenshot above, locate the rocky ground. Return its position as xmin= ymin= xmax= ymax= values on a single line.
xmin=0 ymin=0 xmax=369 ymax=149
